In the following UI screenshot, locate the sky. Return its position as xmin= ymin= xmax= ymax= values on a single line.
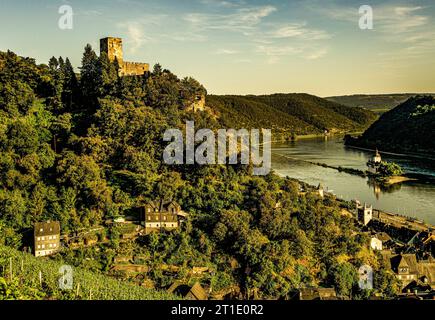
xmin=1 ymin=0 xmax=435 ymax=96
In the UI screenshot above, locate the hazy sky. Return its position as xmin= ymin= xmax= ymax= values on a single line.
xmin=1 ymin=0 xmax=435 ymax=96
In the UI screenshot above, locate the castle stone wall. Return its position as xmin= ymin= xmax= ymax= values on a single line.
xmin=100 ymin=37 xmax=149 ymax=76
xmin=121 ymin=61 xmax=150 ymax=76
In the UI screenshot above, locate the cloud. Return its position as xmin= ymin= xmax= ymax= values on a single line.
xmin=317 ymin=4 xmax=429 ymax=35
xmin=199 ymin=0 xmax=246 ymax=8
xmin=117 ymin=21 xmax=154 ymax=53
xmin=270 ymin=23 xmax=332 ymax=40
xmin=306 ymin=48 xmax=328 ymax=60
xmin=215 ymin=49 xmax=239 ymax=55
xmin=184 ymin=5 xmax=276 ymax=32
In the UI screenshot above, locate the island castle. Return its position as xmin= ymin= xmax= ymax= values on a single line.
xmin=100 ymin=37 xmax=149 ymax=76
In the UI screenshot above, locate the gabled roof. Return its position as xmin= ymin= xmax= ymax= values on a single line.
xmin=34 ymin=221 xmax=60 ymax=236
xmin=416 ymin=261 xmax=435 ymax=286
xmin=145 ymin=200 xmax=181 ymax=214
xmin=391 ymin=254 xmax=419 ymax=274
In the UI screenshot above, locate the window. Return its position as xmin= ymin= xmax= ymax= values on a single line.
xmin=148 ymin=216 xmax=151 ymax=221
xmin=40 ymin=228 xmax=43 ymax=232
xmin=53 ymin=235 xmax=56 ymax=239
xmin=53 ymin=244 xmax=57 ymax=248
xmin=37 ymin=245 xmax=41 ymax=249
xmin=148 ymin=208 xmax=151 ymax=213
xmin=41 ymin=245 xmax=45 ymax=249
xmin=155 ymin=216 xmax=159 ymax=221
xmin=48 ymin=236 xmax=52 ymax=240
xmin=41 ymin=237 xmax=45 ymax=241
xmin=163 ymin=216 xmax=167 ymax=221
xmin=37 ymin=237 xmax=40 ymax=241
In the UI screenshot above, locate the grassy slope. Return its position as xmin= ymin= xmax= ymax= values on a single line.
xmin=0 ymin=245 xmax=179 ymax=300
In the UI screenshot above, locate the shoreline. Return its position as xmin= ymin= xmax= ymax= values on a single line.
xmin=345 ymin=144 xmax=435 ymax=162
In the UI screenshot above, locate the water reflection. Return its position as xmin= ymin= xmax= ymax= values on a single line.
xmin=271 ymin=136 xmax=435 ymax=224
xmin=367 ymin=178 xmax=402 ymax=200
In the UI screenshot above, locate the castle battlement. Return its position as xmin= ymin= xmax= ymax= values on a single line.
xmin=100 ymin=37 xmax=149 ymax=76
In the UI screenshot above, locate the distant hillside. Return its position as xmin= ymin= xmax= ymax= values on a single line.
xmin=345 ymin=95 xmax=435 ymax=156
xmin=326 ymin=94 xmax=435 ymax=114
xmin=207 ymin=94 xmax=377 ymax=140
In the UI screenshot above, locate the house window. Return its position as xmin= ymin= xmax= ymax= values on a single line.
xmin=147 ymin=208 xmax=151 ymax=213
xmin=155 ymin=216 xmax=159 ymax=221
xmin=41 ymin=245 xmax=45 ymax=249
xmin=41 ymin=237 xmax=45 ymax=241
xmin=37 ymin=237 xmax=40 ymax=241
xmin=37 ymin=245 xmax=41 ymax=249
xmin=163 ymin=216 xmax=167 ymax=221
xmin=40 ymin=228 xmax=43 ymax=232
xmin=53 ymin=244 xmax=56 ymax=248
xmin=53 ymin=235 xmax=56 ymax=239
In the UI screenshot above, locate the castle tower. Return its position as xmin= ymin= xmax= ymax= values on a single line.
xmin=100 ymin=37 xmax=123 ymax=64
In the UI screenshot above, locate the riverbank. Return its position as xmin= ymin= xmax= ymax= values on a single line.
xmin=382 ymin=175 xmax=418 ymax=185
xmin=295 ymin=131 xmax=364 ymax=140
xmin=345 ymin=143 xmax=435 ymax=162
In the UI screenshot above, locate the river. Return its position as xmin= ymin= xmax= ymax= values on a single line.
xmin=271 ymin=136 xmax=435 ymax=225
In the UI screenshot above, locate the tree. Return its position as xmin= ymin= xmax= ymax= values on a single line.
xmin=79 ymin=44 xmax=100 ymax=107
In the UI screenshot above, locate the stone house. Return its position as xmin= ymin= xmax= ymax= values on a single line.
xmin=34 ymin=221 xmax=60 ymax=257
xmin=141 ymin=200 xmax=183 ymax=234
xmin=383 ymin=253 xmax=435 ymax=290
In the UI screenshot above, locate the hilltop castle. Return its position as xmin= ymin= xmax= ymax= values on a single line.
xmin=100 ymin=37 xmax=149 ymax=76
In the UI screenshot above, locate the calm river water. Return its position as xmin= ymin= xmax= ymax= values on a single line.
xmin=271 ymin=136 xmax=435 ymax=224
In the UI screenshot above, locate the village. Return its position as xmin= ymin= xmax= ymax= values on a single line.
xmin=30 ymin=176 xmax=435 ymax=301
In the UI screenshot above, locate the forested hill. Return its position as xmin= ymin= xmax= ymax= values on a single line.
xmin=326 ymin=94 xmax=435 ymax=114
xmin=0 ymin=49 xmax=398 ymax=300
xmin=345 ymin=96 xmax=435 ymax=156
xmin=207 ymin=94 xmax=377 ymax=139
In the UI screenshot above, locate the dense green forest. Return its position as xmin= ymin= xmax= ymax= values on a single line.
xmin=207 ymin=94 xmax=377 ymax=140
xmin=345 ymin=96 xmax=435 ymax=157
xmin=326 ymin=94 xmax=434 ymax=114
xmin=0 ymin=48 xmax=398 ymax=300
